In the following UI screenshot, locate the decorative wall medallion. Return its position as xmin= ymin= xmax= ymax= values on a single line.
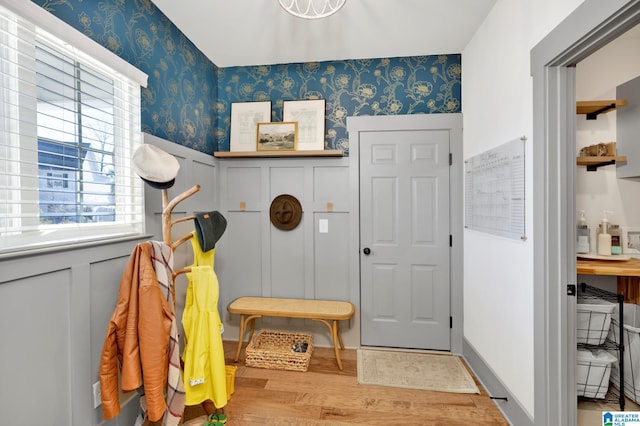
xmin=269 ymin=194 xmax=303 ymax=230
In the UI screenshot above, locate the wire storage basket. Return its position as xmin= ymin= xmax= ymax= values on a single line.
xmin=609 ymin=304 xmax=640 ymax=404
xmin=577 ymin=297 xmax=616 ymax=345
xmin=576 ymin=348 xmax=617 ymax=399
xmin=245 ymin=330 xmax=314 ymax=372
xmin=577 ymin=283 xmax=625 ymax=409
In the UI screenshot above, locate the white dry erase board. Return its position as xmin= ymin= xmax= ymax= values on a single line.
xmin=464 ymin=137 xmax=526 ymax=241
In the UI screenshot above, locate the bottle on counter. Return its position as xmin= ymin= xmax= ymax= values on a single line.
xmin=577 ymin=210 xmax=590 ymax=254
xmin=597 ymin=210 xmax=612 ymax=256
xmin=610 ymin=224 xmax=622 ymax=255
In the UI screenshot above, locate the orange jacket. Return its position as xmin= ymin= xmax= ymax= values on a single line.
xmin=99 ymin=242 xmax=174 ymax=422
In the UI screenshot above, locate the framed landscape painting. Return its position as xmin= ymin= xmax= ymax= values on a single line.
xmin=256 ymin=122 xmax=298 ymax=151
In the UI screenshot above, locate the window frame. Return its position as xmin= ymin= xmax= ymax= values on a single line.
xmin=0 ymin=1 xmax=148 ymax=257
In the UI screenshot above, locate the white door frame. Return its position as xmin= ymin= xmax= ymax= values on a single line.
xmin=348 ymin=113 xmax=464 ymax=354
xmin=531 ymin=1 xmax=640 ymax=424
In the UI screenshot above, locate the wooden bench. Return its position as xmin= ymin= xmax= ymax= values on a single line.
xmin=227 ymin=296 xmax=355 ymax=370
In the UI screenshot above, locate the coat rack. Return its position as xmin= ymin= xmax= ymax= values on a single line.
xmin=162 ymin=184 xmax=199 ymax=247
xmin=157 ymin=183 xmax=220 ymax=422
xmin=161 ymin=185 xmax=200 ymax=303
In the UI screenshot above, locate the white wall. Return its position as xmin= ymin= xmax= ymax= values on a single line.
xmin=462 ymin=0 xmax=585 ymax=417
xmin=575 ymin=26 xmax=640 ymax=261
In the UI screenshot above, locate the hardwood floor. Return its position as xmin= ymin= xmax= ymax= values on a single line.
xmin=578 ymin=394 xmax=640 ymax=425
xmin=180 ymin=340 xmax=509 ymax=426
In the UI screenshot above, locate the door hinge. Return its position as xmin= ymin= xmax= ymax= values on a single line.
xmin=449 ymin=153 xmax=452 ymax=165
xmin=567 ymin=284 xmax=577 ymax=296
xmin=450 ymin=316 xmax=453 ymax=328
xmin=449 ymin=234 xmax=452 ymax=247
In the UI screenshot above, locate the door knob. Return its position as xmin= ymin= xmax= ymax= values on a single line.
xmin=363 ymin=247 xmax=371 ymax=255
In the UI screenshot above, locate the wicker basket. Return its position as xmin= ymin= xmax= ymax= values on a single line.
xmin=245 ymin=330 xmax=314 ymax=372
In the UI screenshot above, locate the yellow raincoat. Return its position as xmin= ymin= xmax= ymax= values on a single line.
xmin=182 ymin=232 xmax=227 ymax=408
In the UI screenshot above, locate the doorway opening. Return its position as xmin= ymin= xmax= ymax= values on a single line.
xmin=574 ymin=20 xmax=640 ymax=424
xmin=532 ymin=1 xmax=640 ymax=425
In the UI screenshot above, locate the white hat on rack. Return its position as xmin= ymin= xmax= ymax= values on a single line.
xmin=132 ymin=144 xmax=180 ymax=189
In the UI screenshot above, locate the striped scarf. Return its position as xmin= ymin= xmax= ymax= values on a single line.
xmin=138 ymin=241 xmax=185 ymax=426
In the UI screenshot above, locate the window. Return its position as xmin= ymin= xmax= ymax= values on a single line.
xmin=0 ymin=3 xmax=148 ymax=255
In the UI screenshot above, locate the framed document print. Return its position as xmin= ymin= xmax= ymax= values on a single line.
xmin=256 ymin=122 xmax=298 ymax=151
xmin=622 ymin=227 xmax=640 ymax=256
xmin=230 ymin=101 xmax=271 ymax=152
xmin=282 ymin=99 xmax=325 ymax=151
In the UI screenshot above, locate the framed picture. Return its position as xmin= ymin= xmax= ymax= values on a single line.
xmin=282 ymin=99 xmax=325 ymax=151
xmin=230 ymin=101 xmax=271 ymax=152
xmin=256 ymin=122 xmax=298 ymax=151
xmin=622 ymin=227 xmax=640 ymax=257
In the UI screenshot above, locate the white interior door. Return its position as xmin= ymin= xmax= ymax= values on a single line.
xmin=359 ymin=128 xmax=451 ymax=350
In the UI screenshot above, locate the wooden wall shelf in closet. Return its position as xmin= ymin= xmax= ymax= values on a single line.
xmin=576 ymin=99 xmax=628 ymax=120
xmin=576 ymin=155 xmax=627 ymax=171
xmin=213 ymin=150 xmax=344 ymax=158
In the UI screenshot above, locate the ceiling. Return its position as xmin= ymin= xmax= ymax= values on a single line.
xmin=151 ymin=0 xmax=498 ymax=68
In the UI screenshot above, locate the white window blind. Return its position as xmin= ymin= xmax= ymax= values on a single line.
xmin=0 ymin=3 xmax=147 ymax=255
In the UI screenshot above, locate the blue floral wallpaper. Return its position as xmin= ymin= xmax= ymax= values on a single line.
xmin=31 ymin=1 xmax=461 ymax=156
xmin=216 ymin=56 xmax=461 ymax=154
xmin=31 ymin=0 xmax=218 ymax=153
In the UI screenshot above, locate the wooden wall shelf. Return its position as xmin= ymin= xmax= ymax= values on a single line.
xmin=576 ymin=99 xmax=628 ymax=120
xmin=576 ymin=156 xmax=627 ymax=171
xmin=214 ymin=150 xmax=344 ymax=158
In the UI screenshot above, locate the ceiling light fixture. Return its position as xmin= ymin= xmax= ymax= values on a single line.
xmin=278 ymin=0 xmax=346 ymax=19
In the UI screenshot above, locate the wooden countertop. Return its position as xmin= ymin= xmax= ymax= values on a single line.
xmin=577 ymin=257 xmax=640 ymax=277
